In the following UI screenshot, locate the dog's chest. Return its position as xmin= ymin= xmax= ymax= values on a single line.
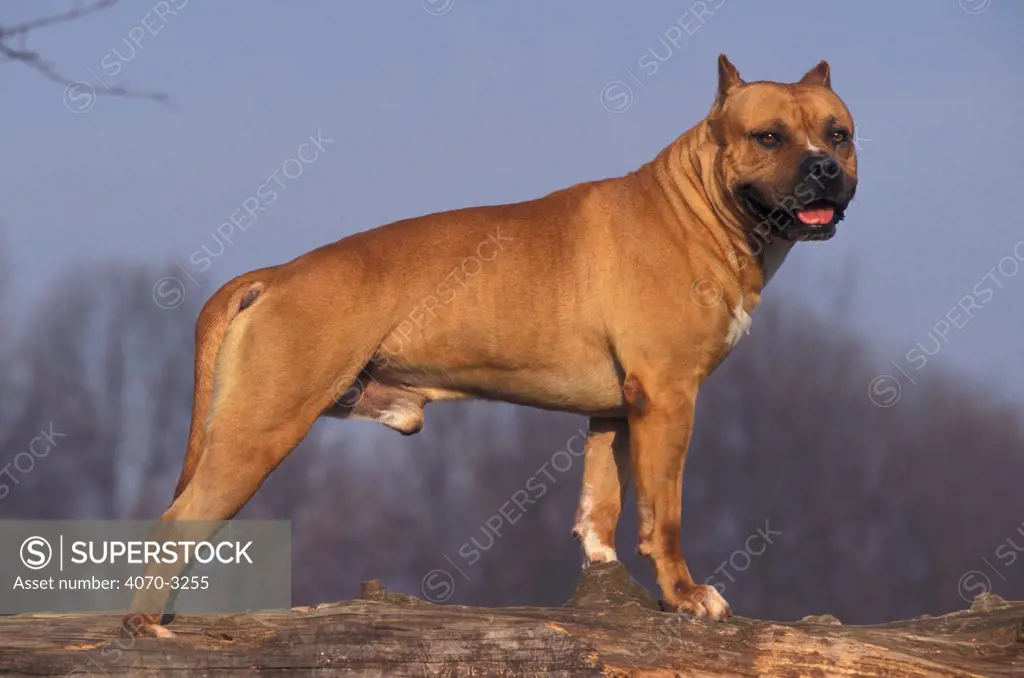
xmin=722 ymin=239 xmax=795 ymax=350
xmin=724 ymin=302 xmax=752 ymax=349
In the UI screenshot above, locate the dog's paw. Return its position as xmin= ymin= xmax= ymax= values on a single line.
xmin=120 ymin=613 xmax=175 ymax=639
xmin=664 ymin=584 xmax=731 ymax=621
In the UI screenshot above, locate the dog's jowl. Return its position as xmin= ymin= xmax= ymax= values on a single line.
xmin=124 ymin=55 xmax=857 ymax=636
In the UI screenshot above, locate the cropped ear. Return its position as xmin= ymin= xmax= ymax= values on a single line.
xmin=798 ymin=60 xmax=832 ymax=89
xmin=713 ymin=54 xmax=745 ymax=108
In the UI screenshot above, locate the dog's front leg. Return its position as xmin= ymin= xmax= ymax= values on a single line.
xmin=623 ymin=374 xmax=730 ymax=620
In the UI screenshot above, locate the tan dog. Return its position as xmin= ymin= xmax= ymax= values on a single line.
xmin=125 ymin=55 xmax=857 ymax=636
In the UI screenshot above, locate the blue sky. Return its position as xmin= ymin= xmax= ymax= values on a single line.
xmin=3 ymin=0 xmax=1023 ymax=401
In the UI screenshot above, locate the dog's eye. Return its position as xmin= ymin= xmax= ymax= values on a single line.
xmin=753 ymin=132 xmax=782 ymax=148
xmin=830 ymin=130 xmax=851 ymax=145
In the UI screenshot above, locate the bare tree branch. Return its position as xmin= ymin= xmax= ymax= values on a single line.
xmin=0 ymin=0 xmax=117 ymax=40
xmin=0 ymin=0 xmax=168 ymax=104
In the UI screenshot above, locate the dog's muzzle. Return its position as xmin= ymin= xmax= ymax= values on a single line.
xmin=737 ymin=153 xmax=854 ymax=242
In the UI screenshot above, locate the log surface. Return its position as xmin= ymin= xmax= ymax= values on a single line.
xmin=0 ymin=564 xmax=1021 ymax=676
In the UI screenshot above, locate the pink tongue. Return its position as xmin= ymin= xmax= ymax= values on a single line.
xmin=796 ymin=207 xmax=834 ymax=226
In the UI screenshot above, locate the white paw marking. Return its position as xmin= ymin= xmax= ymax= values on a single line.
xmin=697 ymin=585 xmax=731 ymax=620
xmin=575 ymin=484 xmax=618 ymax=568
xmin=582 ymin=531 xmax=617 ymax=565
xmin=677 ymin=584 xmax=731 ymax=620
xmin=148 ymin=624 xmax=175 ymax=639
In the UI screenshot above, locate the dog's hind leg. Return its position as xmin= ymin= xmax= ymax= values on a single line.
xmin=172 ymin=269 xmax=272 ymax=500
xmin=573 ymin=418 xmax=630 ymax=567
xmin=124 ymin=284 xmax=379 ymax=637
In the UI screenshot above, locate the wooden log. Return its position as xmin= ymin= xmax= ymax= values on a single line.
xmin=0 ymin=563 xmax=1021 ymax=676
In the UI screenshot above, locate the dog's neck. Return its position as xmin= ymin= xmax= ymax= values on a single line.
xmin=636 ymin=121 xmax=783 ymax=300
xmin=758 ymin=237 xmax=795 ymax=287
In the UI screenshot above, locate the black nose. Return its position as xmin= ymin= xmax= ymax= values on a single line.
xmin=799 ymin=154 xmax=843 ymax=198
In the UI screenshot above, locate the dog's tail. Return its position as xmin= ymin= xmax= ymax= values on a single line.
xmin=171 ymin=269 xmax=271 ymax=500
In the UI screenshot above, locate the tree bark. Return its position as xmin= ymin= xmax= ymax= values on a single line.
xmin=0 ymin=564 xmax=1021 ymax=676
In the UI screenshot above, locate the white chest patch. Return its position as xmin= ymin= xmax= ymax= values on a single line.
xmin=720 ymin=238 xmax=794 ymax=351
xmin=725 ymin=302 xmax=752 ymax=349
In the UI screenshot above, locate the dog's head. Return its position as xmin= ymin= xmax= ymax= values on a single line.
xmin=709 ymin=55 xmax=858 ymax=242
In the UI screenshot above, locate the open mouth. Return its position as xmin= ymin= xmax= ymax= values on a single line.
xmin=737 ymin=187 xmax=844 ymax=242
xmin=795 ymin=199 xmax=838 ymax=227
xmin=791 ymin=199 xmax=842 ymax=240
